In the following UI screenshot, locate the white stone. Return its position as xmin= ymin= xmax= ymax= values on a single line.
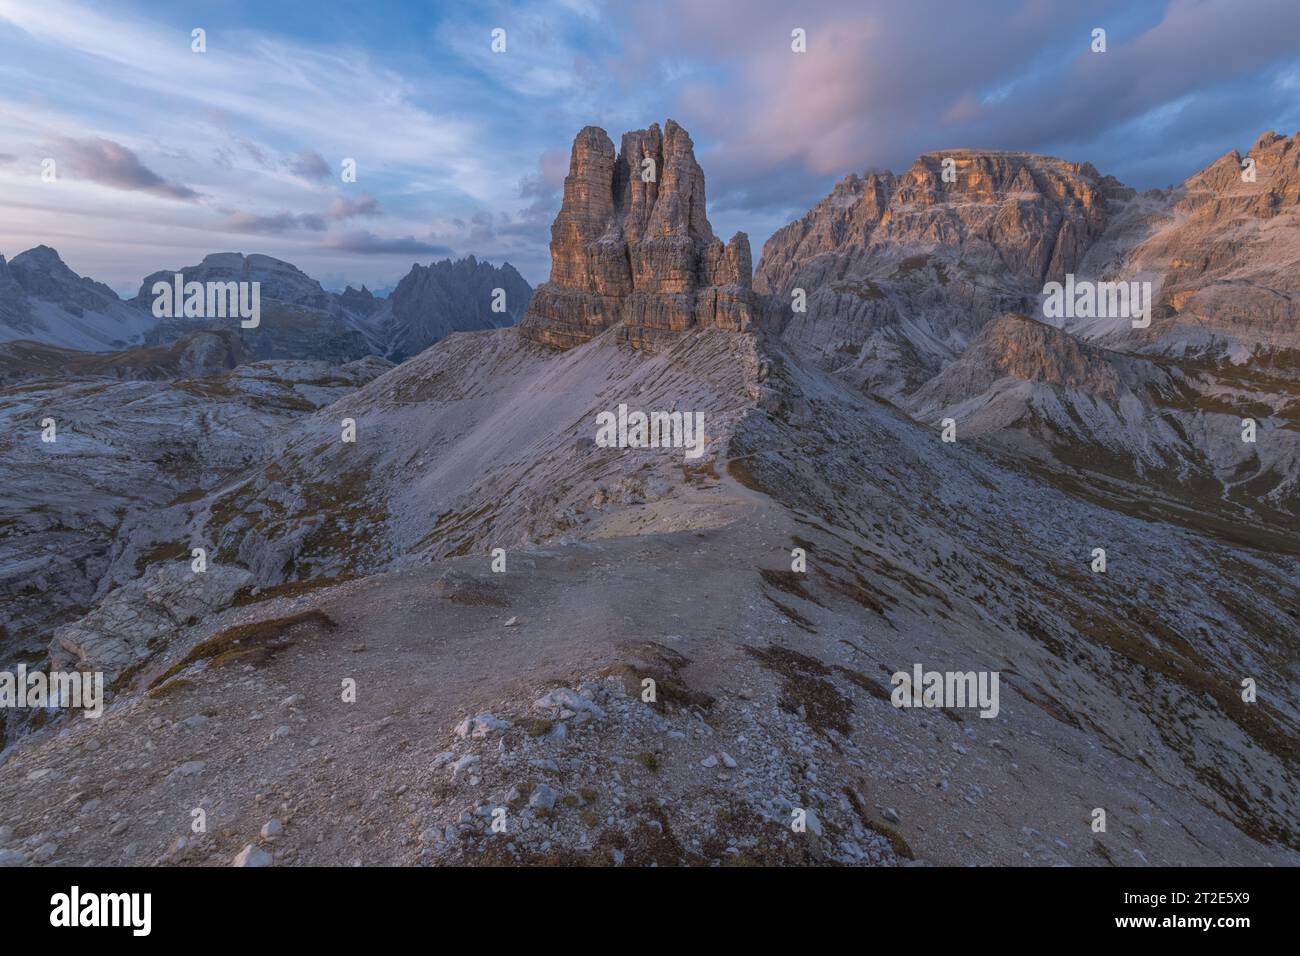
xmin=232 ymin=844 xmax=273 ymax=867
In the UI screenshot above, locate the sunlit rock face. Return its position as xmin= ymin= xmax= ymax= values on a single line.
xmin=520 ymin=119 xmax=758 ymax=350
xmin=751 ymin=149 xmax=1133 ymax=398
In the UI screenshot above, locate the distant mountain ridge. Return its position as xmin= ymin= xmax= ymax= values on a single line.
xmin=0 ymin=246 xmax=156 ymax=351
xmin=0 ymin=247 xmax=531 ymax=364
xmin=369 ymin=255 xmax=531 ymax=361
xmin=0 ymin=329 xmax=252 ymax=388
xmin=133 ymin=252 xmax=375 ymax=365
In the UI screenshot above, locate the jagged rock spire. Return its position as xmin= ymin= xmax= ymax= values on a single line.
xmin=520 ymin=119 xmax=757 ymax=350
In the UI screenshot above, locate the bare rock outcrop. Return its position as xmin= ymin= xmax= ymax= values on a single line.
xmin=904 ymin=313 xmax=1300 ymax=514
xmin=48 ymin=564 xmax=253 ymax=686
xmin=1089 ymin=130 xmax=1300 ymax=357
xmin=0 ymin=255 xmax=32 ymax=328
xmin=520 ymin=120 xmax=758 ymax=350
xmin=753 ymin=150 xmax=1133 ymax=398
xmin=757 ymin=151 xmax=1125 ymax=297
xmin=756 ymin=132 xmax=1300 ymax=389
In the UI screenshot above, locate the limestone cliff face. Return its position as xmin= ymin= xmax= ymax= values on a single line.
xmin=520 ymin=120 xmax=758 ymax=350
xmin=750 ymin=150 xmax=1134 ymax=398
xmin=757 ymin=150 xmax=1126 ymax=296
xmin=756 ymin=133 xmax=1300 ymax=387
xmin=1093 ymin=130 xmax=1300 ymax=356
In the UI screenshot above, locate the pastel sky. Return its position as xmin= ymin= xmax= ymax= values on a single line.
xmin=1 ymin=0 xmax=1298 ymax=295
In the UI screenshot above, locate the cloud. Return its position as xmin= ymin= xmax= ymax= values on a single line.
xmin=499 ymin=146 xmax=569 ymax=246
xmin=216 ymin=210 xmax=327 ymax=234
xmin=518 ymin=147 xmax=567 ymax=200
xmin=607 ymin=0 xmax=1300 ymax=204
xmin=48 ymin=135 xmax=200 ymax=200
xmin=325 ymin=194 xmax=381 ymax=220
xmin=239 ymin=139 xmax=272 ymax=168
xmin=926 ymin=0 xmax=1300 ymax=157
xmin=323 ymin=230 xmax=453 ymax=256
xmin=0 ymin=0 xmax=491 ymax=188
xmin=290 ymin=149 xmax=331 ymax=181
xmin=216 ymin=193 xmax=380 ymax=234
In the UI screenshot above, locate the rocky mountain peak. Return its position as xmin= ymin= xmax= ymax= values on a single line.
xmin=369 ymin=256 xmax=532 ymax=362
xmin=760 ymin=148 xmax=1128 ymax=297
xmin=904 ymin=311 xmax=1135 ymax=421
xmin=751 ymin=146 xmax=1150 ymax=398
xmin=1098 ymin=129 xmax=1300 ymax=356
xmin=520 ymin=120 xmax=758 ymax=350
xmin=958 ymin=312 xmax=1122 ymax=390
xmin=132 ymin=252 xmax=334 ymax=310
xmin=0 ymin=246 xmax=148 ymax=351
xmin=10 ymin=244 xmax=119 ymax=302
xmin=129 ymin=252 xmax=377 ymax=364
xmin=12 ymin=244 xmax=82 ymax=270
xmin=1252 ymin=129 xmax=1287 ymax=153
xmin=11 ymin=244 xmax=66 ymax=268
xmin=338 ymin=284 xmax=380 ymax=317
xmin=1177 ymin=129 xmax=1299 ymax=215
